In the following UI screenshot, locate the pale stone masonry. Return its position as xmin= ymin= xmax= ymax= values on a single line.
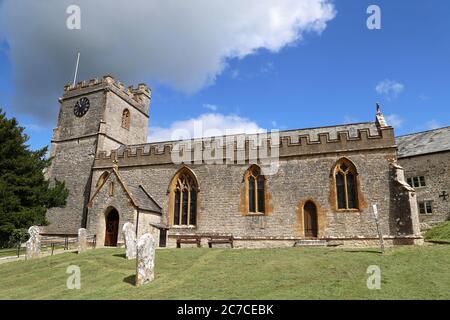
xmin=136 ymin=233 xmax=156 ymax=286
xmin=396 ymin=127 xmax=450 ymax=229
xmin=44 ymin=75 xmax=430 ymax=248
xmin=77 ymin=228 xmax=87 ymax=253
xmin=26 ymin=226 xmax=40 ymax=259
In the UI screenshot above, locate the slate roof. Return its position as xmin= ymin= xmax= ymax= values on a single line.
xmin=127 ymin=185 xmax=162 ymax=214
xmin=396 ymin=126 xmax=450 ymax=158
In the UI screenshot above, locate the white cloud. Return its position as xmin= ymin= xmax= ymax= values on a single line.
xmin=230 ymin=69 xmax=240 ymax=80
xmin=385 ymin=114 xmax=404 ymax=128
xmin=375 ymin=79 xmax=405 ymax=99
xmin=203 ymin=104 xmax=218 ymax=111
xmin=344 ymin=115 xmax=359 ymax=123
xmin=0 ymin=0 xmax=336 ymax=122
xmin=148 ymin=113 xmax=265 ymax=142
xmin=425 ymin=119 xmax=441 ymax=130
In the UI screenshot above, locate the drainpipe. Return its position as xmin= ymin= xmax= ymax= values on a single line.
xmin=135 ymin=207 xmax=140 ymax=238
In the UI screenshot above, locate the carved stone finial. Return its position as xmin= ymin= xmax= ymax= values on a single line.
xmin=375 ymin=102 xmax=388 ymax=128
xmin=112 ymin=159 xmax=119 ymax=171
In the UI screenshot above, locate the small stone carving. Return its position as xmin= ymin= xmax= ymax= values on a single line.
xmin=26 ymin=226 xmax=40 ymax=260
xmin=78 ymin=228 xmax=87 ymax=253
xmin=135 ymin=233 xmax=156 ymax=286
xmin=122 ymin=222 xmax=136 ymax=259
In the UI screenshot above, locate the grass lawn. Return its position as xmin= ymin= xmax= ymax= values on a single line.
xmin=0 ymin=245 xmax=449 ymax=300
xmin=425 ymin=221 xmax=450 ymax=242
xmin=0 ymin=247 xmax=25 ymax=258
xmin=0 ymin=245 xmax=68 ymax=258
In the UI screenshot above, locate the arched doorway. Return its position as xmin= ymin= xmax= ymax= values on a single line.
xmin=304 ymin=201 xmax=318 ymax=238
xmin=104 ymin=208 xmax=119 ymax=246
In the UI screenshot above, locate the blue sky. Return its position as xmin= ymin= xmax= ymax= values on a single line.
xmin=1 ymin=0 xmax=449 ymax=151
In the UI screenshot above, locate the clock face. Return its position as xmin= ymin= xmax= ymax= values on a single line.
xmin=74 ymin=97 xmax=90 ymax=117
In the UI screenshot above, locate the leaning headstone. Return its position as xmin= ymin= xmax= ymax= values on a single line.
xmin=26 ymin=226 xmax=40 ymax=260
xmin=77 ymin=228 xmax=87 ymax=253
xmin=135 ymin=233 xmax=156 ymax=286
xmin=122 ymin=222 xmax=136 ymax=259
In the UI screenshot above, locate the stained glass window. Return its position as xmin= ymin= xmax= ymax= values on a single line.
xmin=335 ymin=160 xmax=358 ymax=210
xmin=246 ymin=166 xmax=265 ymax=214
xmin=171 ymin=169 xmax=198 ymax=226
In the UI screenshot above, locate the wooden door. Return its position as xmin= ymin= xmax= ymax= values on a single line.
xmin=159 ymin=229 xmax=167 ymax=248
xmin=104 ymin=209 xmax=119 ymax=246
xmin=304 ymin=201 xmax=318 ymax=238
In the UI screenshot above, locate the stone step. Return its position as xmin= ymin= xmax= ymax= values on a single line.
xmin=294 ymin=240 xmax=328 ymax=247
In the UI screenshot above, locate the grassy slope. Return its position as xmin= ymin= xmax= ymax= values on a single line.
xmin=0 ymin=248 xmax=25 ymax=258
xmin=0 ymin=246 xmax=449 ymax=300
xmin=425 ymin=221 xmax=450 ymax=241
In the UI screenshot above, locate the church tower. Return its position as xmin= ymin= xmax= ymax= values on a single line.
xmin=45 ymin=75 xmax=151 ymax=234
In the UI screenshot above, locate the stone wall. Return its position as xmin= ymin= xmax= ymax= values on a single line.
xmin=45 ymin=137 xmax=97 ymax=234
xmin=45 ymin=75 xmax=424 ymax=247
xmin=95 ymin=147 xmax=402 ymax=247
xmin=86 ymin=170 xmax=162 ymax=247
xmin=45 ymin=76 xmax=150 ymax=234
xmin=101 ymin=90 xmax=149 ymax=147
xmin=87 ymin=172 xmax=137 ymax=247
xmin=137 ymin=211 xmax=160 ymax=243
xmin=398 ymin=151 xmax=450 ymax=227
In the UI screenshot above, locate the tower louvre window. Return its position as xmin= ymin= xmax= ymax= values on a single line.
xmin=121 ymin=109 xmax=131 ymax=130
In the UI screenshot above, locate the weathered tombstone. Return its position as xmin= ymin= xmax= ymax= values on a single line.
xmin=26 ymin=226 xmax=40 ymax=260
xmin=77 ymin=228 xmax=87 ymax=254
xmin=122 ymin=222 xmax=136 ymax=259
xmin=135 ymin=233 xmax=156 ymax=286
xmin=372 ymin=204 xmax=385 ymax=253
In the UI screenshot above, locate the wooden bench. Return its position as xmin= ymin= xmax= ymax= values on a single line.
xmin=208 ymin=235 xmax=234 ymax=248
xmin=176 ymin=235 xmax=201 ymax=248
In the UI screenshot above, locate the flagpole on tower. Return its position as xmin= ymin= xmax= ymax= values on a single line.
xmin=72 ymin=52 xmax=81 ymax=87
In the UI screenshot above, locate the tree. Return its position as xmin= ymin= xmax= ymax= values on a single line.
xmin=0 ymin=109 xmax=68 ymax=247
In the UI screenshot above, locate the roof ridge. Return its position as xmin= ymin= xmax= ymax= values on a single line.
xmin=126 ymin=122 xmax=377 ymax=146
xmin=396 ymin=125 xmax=450 ymax=138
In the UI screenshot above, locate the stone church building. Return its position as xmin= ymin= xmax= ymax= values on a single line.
xmin=43 ymin=75 xmax=447 ymax=248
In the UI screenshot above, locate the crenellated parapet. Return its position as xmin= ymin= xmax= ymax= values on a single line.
xmin=93 ymin=123 xmax=395 ymax=168
xmin=61 ymin=75 xmax=151 ymax=115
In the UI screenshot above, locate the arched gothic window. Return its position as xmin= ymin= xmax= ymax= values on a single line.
xmin=170 ymin=168 xmax=198 ymax=226
xmin=121 ymin=109 xmax=130 ymax=130
xmin=245 ymin=165 xmax=265 ymax=214
xmin=334 ymin=159 xmax=358 ymax=210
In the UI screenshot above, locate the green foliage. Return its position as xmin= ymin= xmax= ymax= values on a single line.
xmin=424 ymin=221 xmax=450 ymax=241
xmin=8 ymin=228 xmax=29 ymax=246
xmin=0 ymin=109 xmax=69 ymax=247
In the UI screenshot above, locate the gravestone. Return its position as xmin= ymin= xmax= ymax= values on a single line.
xmin=122 ymin=222 xmax=136 ymax=259
xmin=26 ymin=226 xmax=40 ymax=260
xmin=78 ymin=228 xmax=87 ymax=253
xmin=135 ymin=233 xmax=156 ymax=286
